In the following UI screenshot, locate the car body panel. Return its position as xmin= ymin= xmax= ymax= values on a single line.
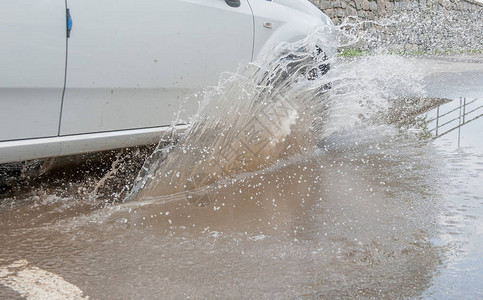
xmin=250 ymin=0 xmax=334 ymax=60
xmin=0 ymin=125 xmax=187 ymax=165
xmin=0 ymin=1 xmax=66 ymax=141
xmin=60 ymin=0 xmax=254 ymax=135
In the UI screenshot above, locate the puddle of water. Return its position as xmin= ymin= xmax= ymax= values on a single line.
xmin=0 ymin=126 xmax=446 ymax=299
xmin=420 ymin=144 xmax=483 ymax=299
xmin=1 ymin=18 xmax=483 ymax=299
xmin=420 ymin=64 xmax=483 ymax=298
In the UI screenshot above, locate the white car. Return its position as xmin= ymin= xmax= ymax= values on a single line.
xmin=0 ymin=0 xmax=332 ymax=164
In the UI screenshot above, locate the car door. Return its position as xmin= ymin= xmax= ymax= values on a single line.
xmin=60 ymin=0 xmax=254 ymax=136
xmin=0 ymin=1 xmax=67 ymax=141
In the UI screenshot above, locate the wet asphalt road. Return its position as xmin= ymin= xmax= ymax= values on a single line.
xmin=0 ymin=55 xmax=482 ymax=299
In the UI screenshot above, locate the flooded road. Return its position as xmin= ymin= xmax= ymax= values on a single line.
xmin=1 ymin=54 xmax=482 ymax=299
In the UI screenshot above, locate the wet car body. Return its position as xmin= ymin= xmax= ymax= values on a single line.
xmin=0 ymin=0 xmax=333 ymax=164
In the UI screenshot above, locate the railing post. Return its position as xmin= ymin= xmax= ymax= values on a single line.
xmin=458 ymin=97 xmax=462 ymax=147
xmin=435 ymin=105 xmax=440 ymax=137
xmin=463 ymin=97 xmax=466 ymax=124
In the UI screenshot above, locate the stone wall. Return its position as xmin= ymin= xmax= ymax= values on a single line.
xmin=312 ymin=0 xmax=482 ymax=24
xmin=310 ymin=0 xmax=483 ymax=52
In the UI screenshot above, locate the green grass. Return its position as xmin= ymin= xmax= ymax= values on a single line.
xmin=338 ymin=48 xmax=366 ymax=57
xmin=388 ymin=49 xmax=483 ymax=56
xmin=338 ymin=47 xmax=483 ymax=57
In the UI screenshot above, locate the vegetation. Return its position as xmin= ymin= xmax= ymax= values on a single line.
xmin=338 ymin=48 xmax=366 ymax=57
xmin=338 ymin=47 xmax=483 ymax=57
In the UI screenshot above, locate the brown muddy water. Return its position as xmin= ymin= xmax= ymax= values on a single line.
xmin=0 ymin=55 xmax=482 ymax=299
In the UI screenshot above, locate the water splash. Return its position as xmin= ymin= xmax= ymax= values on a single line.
xmin=128 ymin=30 xmax=334 ymax=204
xmin=125 ymin=22 xmax=434 ymax=204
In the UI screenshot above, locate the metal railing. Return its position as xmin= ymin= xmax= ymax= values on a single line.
xmin=428 ymin=97 xmax=483 ymax=147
